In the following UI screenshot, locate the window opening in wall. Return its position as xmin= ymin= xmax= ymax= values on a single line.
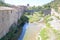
xmin=2 ymin=17 xmax=4 ymax=22
xmin=2 ymin=11 xmax=4 ymax=22
xmin=11 ymin=10 xmax=12 ymax=14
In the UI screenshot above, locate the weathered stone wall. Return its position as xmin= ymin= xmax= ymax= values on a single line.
xmin=0 ymin=10 xmax=10 ymax=38
xmin=43 ymin=9 xmax=51 ymax=16
xmin=0 ymin=6 xmax=27 ymax=38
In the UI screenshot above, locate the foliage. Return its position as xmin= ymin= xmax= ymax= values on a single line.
xmin=18 ymin=14 xmax=29 ymax=25
xmin=38 ymin=14 xmax=60 ymax=40
xmin=28 ymin=6 xmax=43 ymax=12
xmin=25 ymin=11 xmax=44 ymax=23
xmin=0 ymin=1 xmax=11 ymax=6
xmin=46 ymin=0 xmax=60 ymax=12
xmin=43 ymin=4 xmax=51 ymax=10
xmin=40 ymin=28 xmax=49 ymax=40
xmin=41 ymin=0 xmax=60 ymax=12
xmin=44 ymin=15 xmax=53 ymax=23
xmin=39 ymin=21 xmax=60 ymax=40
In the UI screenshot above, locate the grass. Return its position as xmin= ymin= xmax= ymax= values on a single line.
xmin=40 ymin=17 xmax=60 ymax=40
xmin=38 ymin=15 xmax=60 ymax=40
xmin=25 ymin=11 xmax=44 ymax=23
xmin=40 ymin=28 xmax=49 ymax=40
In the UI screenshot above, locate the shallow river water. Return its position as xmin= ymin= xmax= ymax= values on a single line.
xmin=18 ymin=23 xmax=29 ymax=40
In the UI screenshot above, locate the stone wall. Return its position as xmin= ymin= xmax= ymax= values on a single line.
xmin=43 ymin=8 xmax=60 ymax=16
xmin=0 ymin=6 xmax=27 ymax=38
xmin=0 ymin=10 xmax=11 ymax=38
xmin=43 ymin=9 xmax=51 ymax=16
xmin=9 ymin=5 xmax=27 ymax=19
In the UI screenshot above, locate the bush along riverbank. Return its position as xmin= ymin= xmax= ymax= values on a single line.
xmin=37 ymin=15 xmax=60 ymax=40
xmin=0 ymin=14 xmax=29 ymax=40
xmin=25 ymin=11 xmax=44 ymax=23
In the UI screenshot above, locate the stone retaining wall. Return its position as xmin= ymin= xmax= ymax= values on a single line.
xmin=0 ymin=6 xmax=27 ymax=38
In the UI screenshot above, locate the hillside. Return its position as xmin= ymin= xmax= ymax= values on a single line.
xmin=50 ymin=0 xmax=60 ymax=13
xmin=43 ymin=0 xmax=60 ymax=12
xmin=0 ymin=1 xmax=11 ymax=6
xmin=50 ymin=0 xmax=60 ymax=10
xmin=50 ymin=0 xmax=60 ymax=7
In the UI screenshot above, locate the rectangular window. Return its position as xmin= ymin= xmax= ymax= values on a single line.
xmin=2 ymin=17 xmax=4 ymax=22
xmin=11 ymin=10 xmax=12 ymax=14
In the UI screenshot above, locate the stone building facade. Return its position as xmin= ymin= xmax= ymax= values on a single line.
xmin=0 ymin=6 xmax=27 ymax=38
xmin=10 ymin=5 xmax=27 ymax=19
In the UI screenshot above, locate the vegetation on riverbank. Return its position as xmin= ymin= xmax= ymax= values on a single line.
xmin=0 ymin=1 xmax=11 ymax=6
xmin=38 ymin=15 xmax=60 ymax=40
xmin=39 ymin=24 xmax=60 ymax=40
xmin=25 ymin=11 xmax=44 ymax=23
xmin=24 ymin=0 xmax=60 ymax=39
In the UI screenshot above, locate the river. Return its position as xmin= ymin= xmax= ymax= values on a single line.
xmin=18 ymin=22 xmax=29 ymax=40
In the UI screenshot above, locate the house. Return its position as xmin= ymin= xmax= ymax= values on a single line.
xmin=0 ymin=6 xmax=18 ymax=38
xmin=9 ymin=5 xmax=27 ymax=19
xmin=0 ymin=6 xmax=27 ymax=38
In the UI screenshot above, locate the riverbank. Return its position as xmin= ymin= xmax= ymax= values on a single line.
xmin=18 ymin=22 xmax=29 ymax=40
xmin=23 ymin=22 xmax=45 ymax=40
